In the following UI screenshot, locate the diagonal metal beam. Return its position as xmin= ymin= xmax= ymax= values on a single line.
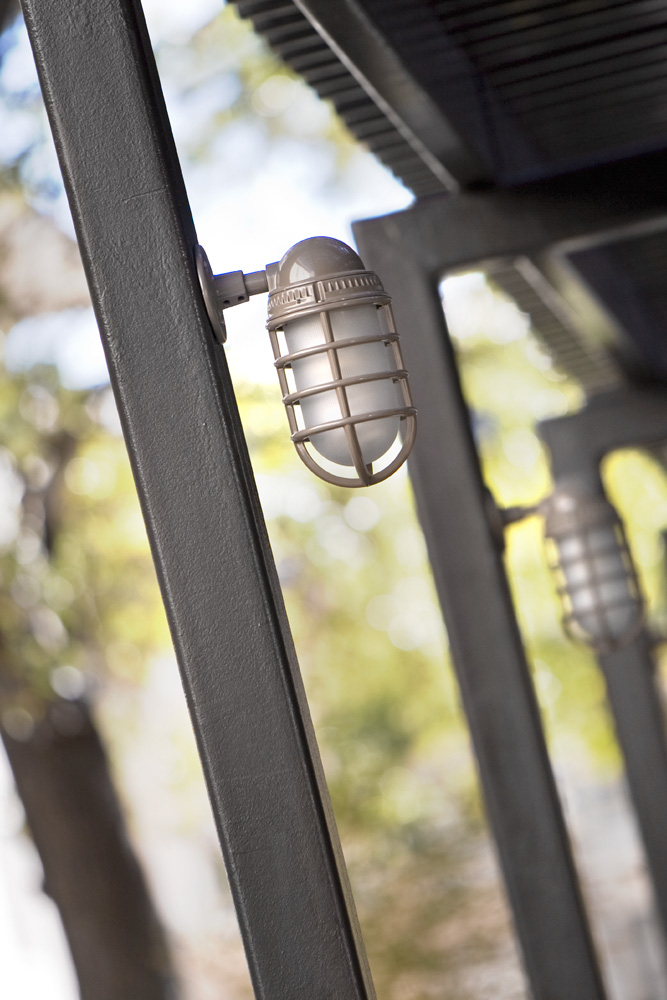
xmin=19 ymin=1 xmax=375 ymax=997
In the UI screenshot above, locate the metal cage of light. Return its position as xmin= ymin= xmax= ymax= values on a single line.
xmin=542 ymin=486 xmax=645 ymax=653
xmin=197 ymin=237 xmax=417 ymax=488
xmin=266 ymin=238 xmax=416 ymax=487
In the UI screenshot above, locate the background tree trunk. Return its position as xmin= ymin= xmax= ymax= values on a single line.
xmin=2 ymin=697 xmax=180 ymax=1000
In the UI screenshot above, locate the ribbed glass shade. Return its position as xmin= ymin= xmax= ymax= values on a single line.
xmin=284 ymin=304 xmax=401 ymax=466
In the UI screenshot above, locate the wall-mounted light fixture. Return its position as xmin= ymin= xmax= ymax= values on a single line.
xmin=502 ymin=479 xmax=644 ymax=654
xmin=197 ymin=237 xmax=416 ymax=487
xmin=541 ymin=482 xmax=644 ymax=653
xmin=531 ymin=393 xmax=667 ymax=654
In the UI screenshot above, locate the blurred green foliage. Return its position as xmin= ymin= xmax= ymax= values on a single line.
xmin=0 ymin=364 xmax=170 ymax=735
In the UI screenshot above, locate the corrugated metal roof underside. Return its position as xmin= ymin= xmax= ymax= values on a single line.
xmin=234 ymin=0 xmax=667 ymax=188
xmin=485 ymin=258 xmax=623 ymax=394
xmin=360 ymin=0 xmax=667 ymax=181
xmin=231 ymin=0 xmax=448 ymax=196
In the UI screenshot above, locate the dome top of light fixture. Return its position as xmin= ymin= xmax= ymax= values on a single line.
xmin=276 ymin=236 xmax=365 ymax=287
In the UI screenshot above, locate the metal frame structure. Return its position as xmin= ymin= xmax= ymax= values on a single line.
xmin=353 ymin=215 xmax=607 ymax=1000
xmin=354 ymin=174 xmax=667 ymax=996
xmin=539 ymin=391 xmax=667 ymax=940
xmin=19 ymin=0 xmax=376 ymax=997
xmin=352 ymin=148 xmax=667 ymax=391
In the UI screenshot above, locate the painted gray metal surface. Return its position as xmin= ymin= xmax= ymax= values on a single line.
xmin=599 ymin=634 xmax=667 ymax=937
xmin=19 ymin=1 xmax=375 ymax=997
xmin=356 ymin=151 xmax=667 ymax=274
xmin=354 ymin=215 xmax=607 ymax=1000
xmin=354 ymin=149 xmax=667 ymax=389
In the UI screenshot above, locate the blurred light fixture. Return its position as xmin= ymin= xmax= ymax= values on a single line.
xmin=197 ymin=237 xmax=416 ymax=487
xmin=542 ymin=483 xmax=644 ymax=652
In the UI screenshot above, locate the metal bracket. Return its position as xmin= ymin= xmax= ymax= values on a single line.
xmin=196 ymin=245 xmax=271 ymax=346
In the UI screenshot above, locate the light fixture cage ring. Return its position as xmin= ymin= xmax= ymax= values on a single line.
xmin=267 ymin=268 xmax=416 ymax=487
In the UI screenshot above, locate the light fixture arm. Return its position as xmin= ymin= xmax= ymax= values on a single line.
xmin=213 ymin=267 xmax=270 ymax=307
xmin=195 ymin=244 xmax=275 ymax=344
xmin=500 ymin=501 xmax=543 ymax=527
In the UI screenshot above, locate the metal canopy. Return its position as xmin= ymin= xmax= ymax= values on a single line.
xmin=232 ymin=0 xmax=453 ymax=196
xmin=359 ymin=0 xmax=667 ymax=180
xmin=233 ymin=0 xmax=667 ymax=188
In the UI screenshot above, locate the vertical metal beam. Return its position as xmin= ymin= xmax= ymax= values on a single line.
xmin=354 ymin=217 xmax=607 ymax=1000
xmin=20 ymin=1 xmax=375 ymax=997
xmin=540 ymin=396 xmax=667 ymax=942
xmin=598 ymin=634 xmax=667 ymax=938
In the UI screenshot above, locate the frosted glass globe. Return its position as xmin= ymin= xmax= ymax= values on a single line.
xmin=284 ymin=303 xmax=401 ymax=466
xmin=558 ymin=527 xmax=638 ymax=642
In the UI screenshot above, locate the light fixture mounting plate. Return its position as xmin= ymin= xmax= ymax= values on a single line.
xmin=196 ymin=244 xmax=227 ymax=344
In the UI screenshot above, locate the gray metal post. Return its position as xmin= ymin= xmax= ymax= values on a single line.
xmin=599 ymin=634 xmax=667 ymax=934
xmin=354 ymin=218 xmax=607 ymax=1000
xmin=541 ymin=404 xmax=667 ymax=942
xmin=20 ymin=1 xmax=376 ymax=997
